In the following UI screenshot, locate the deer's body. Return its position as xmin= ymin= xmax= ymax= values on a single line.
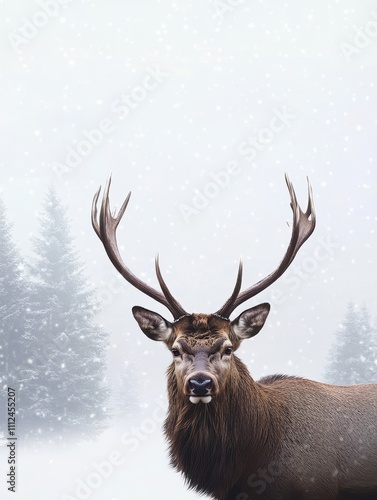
xmin=161 ymin=314 xmax=377 ymax=500
xmin=166 ymin=363 xmax=377 ymax=499
xmin=92 ymin=175 xmax=377 ymax=499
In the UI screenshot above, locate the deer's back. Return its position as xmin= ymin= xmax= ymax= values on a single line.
xmin=254 ymin=377 xmax=377 ymax=498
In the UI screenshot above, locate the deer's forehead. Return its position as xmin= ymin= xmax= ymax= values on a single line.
xmin=172 ymin=313 xmax=232 ymax=348
xmin=175 ymin=334 xmax=230 ymax=350
xmin=173 ymin=314 xmax=230 ymax=334
xmin=170 ymin=314 xmax=230 ymax=350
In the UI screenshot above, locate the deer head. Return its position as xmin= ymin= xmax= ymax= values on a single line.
xmin=132 ymin=304 xmax=270 ymax=404
xmin=92 ymin=174 xmax=315 ymax=404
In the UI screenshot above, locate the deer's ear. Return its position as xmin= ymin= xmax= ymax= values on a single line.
xmin=132 ymin=306 xmax=173 ymax=342
xmin=231 ymin=303 xmax=270 ymax=340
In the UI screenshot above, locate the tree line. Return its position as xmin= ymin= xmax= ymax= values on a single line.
xmin=0 ymin=187 xmax=376 ymax=443
xmin=0 ymin=188 xmax=109 ymax=442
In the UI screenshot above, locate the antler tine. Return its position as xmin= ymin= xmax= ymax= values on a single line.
xmin=306 ymin=176 xmax=316 ymax=220
xmin=91 ymin=175 xmax=187 ymax=319
xmin=99 ymin=174 xmax=132 ymax=231
xmin=155 ymin=254 xmax=187 ymax=319
xmin=91 ymin=186 xmax=102 ymax=238
xmin=215 ymin=175 xmax=316 ymax=318
xmin=284 ymin=174 xmax=314 ymax=268
xmin=215 ymin=260 xmax=243 ymax=319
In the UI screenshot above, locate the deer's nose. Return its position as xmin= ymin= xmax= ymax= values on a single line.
xmin=189 ymin=377 xmax=213 ymax=396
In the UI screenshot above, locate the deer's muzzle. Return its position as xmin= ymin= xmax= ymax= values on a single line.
xmin=184 ymin=371 xmax=218 ymax=404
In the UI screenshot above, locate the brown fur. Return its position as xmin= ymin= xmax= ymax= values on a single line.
xmin=162 ymin=314 xmax=377 ymax=500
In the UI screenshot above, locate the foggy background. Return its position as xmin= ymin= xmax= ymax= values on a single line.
xmin=1 ymin=1 xmax=377 ymax=499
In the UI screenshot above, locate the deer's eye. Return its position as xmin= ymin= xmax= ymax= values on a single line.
xmin=224 ymin=347 xmax=233 ymax=356
xmin=171 ymin=348 xmax=180 ymax=357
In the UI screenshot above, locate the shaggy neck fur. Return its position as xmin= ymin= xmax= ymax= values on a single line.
xmin=164 ymin=356 xmax=286 ymax=500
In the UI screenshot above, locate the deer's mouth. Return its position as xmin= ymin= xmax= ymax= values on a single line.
xmin=189 ymin=395 xmax=212 ymax=404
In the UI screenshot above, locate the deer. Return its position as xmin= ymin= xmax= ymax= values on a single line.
xmin=91 ymin=174 xmax=377 ymax=500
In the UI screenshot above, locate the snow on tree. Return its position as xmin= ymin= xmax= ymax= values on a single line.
xmin=325 ymin=302 xmax=377 ymax=385
xmin=18 ymin=187 xmax=110 ymax=441
xmin=0 ymin=197 xmax=28 ymax=438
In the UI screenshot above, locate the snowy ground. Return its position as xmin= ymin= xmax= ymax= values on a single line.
xmin=1 ymin=424 xmax=210 ymax=500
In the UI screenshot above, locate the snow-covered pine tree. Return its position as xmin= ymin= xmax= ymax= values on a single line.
xmin=20 ymin=187 xmax=109 ymax=442
xmin=0 ymin=197 xmax=28 ymax=438
xmin=325 ymin=302 xmax=377 ymax=385
xmin=358 ymin=304 xmax=377 ymax=381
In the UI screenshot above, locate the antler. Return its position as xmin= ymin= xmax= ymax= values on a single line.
xmin=215 ymin=174 xmax=316 ymax=318
xmin=91 ymin=174 xmax=187 ymax=319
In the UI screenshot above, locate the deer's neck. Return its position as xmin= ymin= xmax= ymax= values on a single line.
xmin=164 ymin=356 xmax=282 ymax=499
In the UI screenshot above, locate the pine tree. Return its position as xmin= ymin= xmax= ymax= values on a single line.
xmin=0 ymin=197 xmax=28 ymax=437
xmin=19 ymin=187 xmax=109 ymax=441
xmin=325 ymin=302 xmax=377 ymax=385
xmin=358 ymin=305 xmax=377 ymax=381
